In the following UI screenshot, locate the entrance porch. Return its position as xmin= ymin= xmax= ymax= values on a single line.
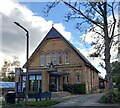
xmin=48 ymin=70 xmax=70 ymax=92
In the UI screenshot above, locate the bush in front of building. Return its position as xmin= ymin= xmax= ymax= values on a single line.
xmin=98 ymin=90 xmax=120 ymax=103
xmin=116 ymin=75 xmax=120 ymax=92
xmin=73 ymin=83 xmax=86 ymax=94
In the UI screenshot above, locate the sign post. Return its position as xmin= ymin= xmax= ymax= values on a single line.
xmin=15 ymin=68 xmax=23 ymax=103
xmin=16 ymin=82 xmax=22 ymax=103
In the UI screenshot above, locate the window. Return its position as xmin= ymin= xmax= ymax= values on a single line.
xmin=22 ymin=76 xmax=26 ymax=81
xmin=29 ymin=75 xmax=42 ymax=92
xmin=40 ymin=53 xmax=44 ymax=66
xmin=29 ymin=75 xmax=35 ymax=91
xmin=58 ymin=51 xmax=62 ymax=65
xmin=36 ymin=75 xmax=42 ymax=92
xmin=52 ymin=51 xmax=56 ymax=65
xmin=29 ymin=75 xmax=35 ymax=80
xmin=46 ymin=52 xmax=50 ymax=65
xmin=65 ymin=51 xmax=69 ymax=64
xmin=76 ymin=74 xmax=80 ymax=83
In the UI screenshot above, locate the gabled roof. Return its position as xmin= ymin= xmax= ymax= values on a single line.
xmin=23 ymin=27 xmax=100 ymax=73
xmin=46 ymin=27 xmax=62 ymax=39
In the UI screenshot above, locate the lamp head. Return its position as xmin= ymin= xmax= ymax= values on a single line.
xmin=14 ymin=22 xmax=20 ymax=26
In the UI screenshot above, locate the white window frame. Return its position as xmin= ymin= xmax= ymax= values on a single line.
xmin=65 ymin=51 xmax=69 ymax=64
xmin=40 ymin=53 xmax=44 ymax=66
xmin=52 ymin=51 xmax=56 ymax=65
xmin=46 ymin=52 xmax=50 ymax=65
xmin=58 ymin=51 xmax=62 ymax=65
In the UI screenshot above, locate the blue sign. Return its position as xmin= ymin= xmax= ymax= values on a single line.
xmin=16 ymin=82 xmax=22 ymax=92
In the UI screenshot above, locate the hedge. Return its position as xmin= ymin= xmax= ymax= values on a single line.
xmin=73 ymin=83 xmax=86 ymax=94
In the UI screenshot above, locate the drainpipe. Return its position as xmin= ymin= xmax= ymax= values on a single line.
xmin=91 ymin=70 xmax=92 ymax=93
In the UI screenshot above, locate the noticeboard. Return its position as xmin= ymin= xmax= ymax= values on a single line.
xmin=16 ymin=82 xmax=22 ymax=92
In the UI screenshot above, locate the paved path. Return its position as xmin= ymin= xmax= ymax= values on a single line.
xmin=53 ymin=93 xmax=120 ymax=106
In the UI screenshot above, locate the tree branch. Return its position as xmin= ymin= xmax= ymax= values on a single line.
xmin=62 ymin=1 xmax=104 ymax=29
xmin=43 ymin=1 xmax=59 ymax=16
xmin=110 ymin=21 xmax=116 ymax=38
xmin=89 ymin=2 xmax=103 ymax=16
xmin=112 ymin=34 xmax=120 ymax=38
xmin=97 ymin=2 xmax=104 ymax=16
xmin=92 ymin=28 xmax=104 ymax=38
xmin=109 ymin=2 xmax=116 ymax=39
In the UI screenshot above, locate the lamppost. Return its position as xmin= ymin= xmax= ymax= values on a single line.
xmin=14 ymin=22 xmax=29 ymax=104
xmin=118 ymin=2 xmax=120 ymax=62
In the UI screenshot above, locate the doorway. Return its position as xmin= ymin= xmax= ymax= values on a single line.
xmin=49 ymin=75 xmax=60 ymax=92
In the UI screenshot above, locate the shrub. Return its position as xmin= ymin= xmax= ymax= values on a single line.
xmin=117 ymin=84 xmax=120 ymax=92
xmin=99 ymin=90 xmax=120 ymax=103
xmin=116 ymin=76 xmax=120 ymax=92
xmin=73 ymin=83 xmax=86 ymax=94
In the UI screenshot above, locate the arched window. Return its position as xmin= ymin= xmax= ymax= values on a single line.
xmin=40 ymin=53 xmax=44 ymax=66
xmin=65 ymin=50 xmax=69 ymax=64
xmin=58 ymin=51 xmax=62 ymax=65
xmin=76 ymin=73 xmax=80 ymax=83
xmin=46 ymin=52 xmax=50 ymax=65
xmin=52 ymin=51 xmax=56 ymax=65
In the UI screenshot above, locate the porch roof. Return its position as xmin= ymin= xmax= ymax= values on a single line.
xmin=21 ymin=72 xmax=42 ymax=76
xmin=48 ymin=70 xmax=70 ymax=76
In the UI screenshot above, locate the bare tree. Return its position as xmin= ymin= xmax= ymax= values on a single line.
xmin=44 ymin=0 xmax=119 ymax=92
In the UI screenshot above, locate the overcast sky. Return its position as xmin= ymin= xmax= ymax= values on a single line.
xmin=0 ymin=0 xmax=72 ymax=67
xmin=0 ymin=0 xmax=119 ymax=78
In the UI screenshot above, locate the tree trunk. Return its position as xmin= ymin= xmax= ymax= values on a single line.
xmin=103 ymin=2 xmax=114 ymax=91
xmin=104 ymin=39 xmax=114 ymax=91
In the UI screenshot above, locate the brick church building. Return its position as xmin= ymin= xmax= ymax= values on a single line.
xmin=21 ymin=27 xmax=99 ymax=93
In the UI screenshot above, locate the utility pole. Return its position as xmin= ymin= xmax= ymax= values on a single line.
xmin=14 ymin=22 xmax=29 ymax=104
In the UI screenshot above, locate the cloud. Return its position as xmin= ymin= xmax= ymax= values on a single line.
xmin=53 ymin=23 xmax=71 ymax=41
xmin=0 ymin=0 xmax=72 ymax=68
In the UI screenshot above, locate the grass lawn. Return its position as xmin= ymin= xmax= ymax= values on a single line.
xmin=0 ymin=99 xmax=60 ymax=107
xmin=13 ymin=100 xmax=60 ymax=107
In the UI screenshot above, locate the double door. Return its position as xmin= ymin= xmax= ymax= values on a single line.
xmin=49 ymin=75 xmax=60 ymax=92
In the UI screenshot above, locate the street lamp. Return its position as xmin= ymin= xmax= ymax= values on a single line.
xmin=14 ymin=22 xmax=29 ymax=103
xmin=118 ymin=1 xmax=120 ymax=62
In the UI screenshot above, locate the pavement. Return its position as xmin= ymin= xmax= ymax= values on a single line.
xmin=1 ymin=93 xmax=120 ymax=108
xmin=52 ymin=93 xmax=120 ymax=107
